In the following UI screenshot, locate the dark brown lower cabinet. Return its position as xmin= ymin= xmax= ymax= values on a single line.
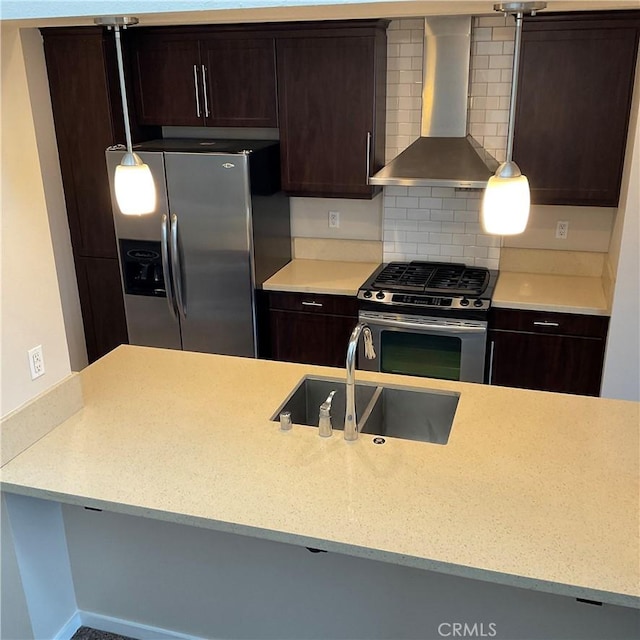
xmin=75 ymin=257 xmax=128 ymax=364
xmin=488 ymin=308 xmax=609 ymax=396
xmin=268 ymin=292 xmax=358 ymax=367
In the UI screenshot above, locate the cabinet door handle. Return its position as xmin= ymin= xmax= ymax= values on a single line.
xmin=193 ymin=65 xmax=201 ymax=118
xmin=301 ymin=301 xmax=323 ymax=308
xmin=488 ymin=340 xmax=495 ymax=384
xmin=366 ymin=131 xmax=372 ymax=182
xmin=201 ymin=64 xmax=210 ymax=118
xmin=533 ymin=321 xmax=559 ymax=327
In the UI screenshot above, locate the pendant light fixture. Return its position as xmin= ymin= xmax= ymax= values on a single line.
xmin=481 ymin=2 xmax=546 ymax=235
xmin=95 ymin=16 xmax=156 ymax=215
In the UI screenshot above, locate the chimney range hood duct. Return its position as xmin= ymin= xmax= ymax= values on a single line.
xmin=370 ymin=16 xmax=499 ymax=189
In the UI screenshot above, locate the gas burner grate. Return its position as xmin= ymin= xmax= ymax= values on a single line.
xmin=372 ymin=261 xmax=489 ymax=296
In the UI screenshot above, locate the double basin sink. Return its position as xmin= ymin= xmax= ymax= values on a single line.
xmin=272 ymin=376 xmax=459 ymax=445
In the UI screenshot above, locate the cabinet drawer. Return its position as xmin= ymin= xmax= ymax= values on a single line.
xmin=489 ymin=308 xmax=609 ymax=338
xmin=269 ymin=292 xmax=358 ymax=316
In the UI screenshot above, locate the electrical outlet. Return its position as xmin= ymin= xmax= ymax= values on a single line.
xmin=28 ymin=345 xmax=45 ymax=380
xmin=556 ymin=220 xmax=569 ymax=240
xmin=328 ymin=210 xmax=340 ymax=228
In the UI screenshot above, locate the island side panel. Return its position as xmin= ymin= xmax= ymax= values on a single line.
xmin=63 ymin=505 xmax=639 ymax=640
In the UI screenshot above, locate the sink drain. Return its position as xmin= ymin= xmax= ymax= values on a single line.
xmin=372 ymin=437 xmax=386 ymax=445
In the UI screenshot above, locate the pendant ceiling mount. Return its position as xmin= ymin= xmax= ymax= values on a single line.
xmin=494 ymin=2 xmax=547 ymax=15
xmin=94 ymin=16 xmax=139 ymax=28
xmin=94 ymin=15 xmax=156 ymax=215
xmin=481 ymin=1 xmax=547 ymax=235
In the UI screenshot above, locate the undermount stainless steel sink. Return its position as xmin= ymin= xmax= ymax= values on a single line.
xmin=272 ymin=376 xmax=459 ymax=445
xmin=271 ymin=377 xmax=377 ymax=431
xmin=359 ymin=386 xmax=459 ymax=445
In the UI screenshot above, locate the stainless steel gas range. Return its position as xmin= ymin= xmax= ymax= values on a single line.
xmin=357 ymin=261 xmax=499 ymax=383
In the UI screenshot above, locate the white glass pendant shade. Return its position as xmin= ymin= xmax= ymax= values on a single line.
xmin=114 ymin=153 xmax=156 ymax=215
xmin=481 ymin=173 xmax=530 ymax=235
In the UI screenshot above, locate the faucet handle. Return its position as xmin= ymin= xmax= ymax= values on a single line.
xmin=363 ymin=327 xmax=376 ymax=360
xmin=318 ymin=390 xmax=336 ymax=437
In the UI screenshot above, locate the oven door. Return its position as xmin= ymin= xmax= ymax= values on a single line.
xmin=358 ymin=310 xmax=487 ymax=383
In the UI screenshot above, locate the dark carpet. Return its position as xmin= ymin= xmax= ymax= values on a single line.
xmin=71 ymin=627 xmax=138 ymax=640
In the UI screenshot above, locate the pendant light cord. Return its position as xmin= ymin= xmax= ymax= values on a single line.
xmin=113 ymin=25 xmax=133 ymax=155
xmin=505 ymin=12 xmax=524 ymax=163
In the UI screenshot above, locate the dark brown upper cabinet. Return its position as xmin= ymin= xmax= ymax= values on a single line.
xmin=513 ymin=11 xmax=640 ymax=207
xmin=42 ymin=27 xmax=154 ymax=361
xmin=276 ymin=21 xmax=388 ymax=199
xmin=129 ymin=29 xmax=278 ymax=128
xmin=42 ymin=27 xmax=124 ymax=259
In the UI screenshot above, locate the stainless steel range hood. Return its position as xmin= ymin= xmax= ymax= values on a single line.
xmin=369 ymin=16 xmax=499 ymax=189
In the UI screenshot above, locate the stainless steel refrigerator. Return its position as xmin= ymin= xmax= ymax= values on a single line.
xmin=106 ymin=139 xmax=290 ymax=357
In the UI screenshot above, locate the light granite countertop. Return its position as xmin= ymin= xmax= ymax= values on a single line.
xmin=494 ymin=272 xmax=609 ymax=316
xmin=262 ymin=259 xmax=380 ymax=296
xmin=1 ymin=345 xmax=638 ymax=608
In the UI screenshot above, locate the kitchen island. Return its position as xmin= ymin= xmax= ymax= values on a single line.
xmin=1 ymin=345 xmax=638 ymax=639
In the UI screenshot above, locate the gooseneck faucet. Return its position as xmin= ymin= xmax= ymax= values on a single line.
xmin=344 ymin=322 xmax=376 ymax=441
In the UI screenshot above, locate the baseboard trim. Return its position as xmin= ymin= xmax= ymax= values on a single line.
xmin=55 ymin=610 xmax=207 ymax=640
xmin=53 ymin=611 xmax=82 ymax=640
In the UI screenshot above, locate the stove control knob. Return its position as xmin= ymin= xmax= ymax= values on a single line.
xmin=460 ymin=298 xmax=470 ymax=307
xmin=363 ymin=291 xmax=373 ymax=299
xmin=376 ymin=292 xmax=385 ymax=300
xmin=473 ymin=299 xmax=484 ymax=308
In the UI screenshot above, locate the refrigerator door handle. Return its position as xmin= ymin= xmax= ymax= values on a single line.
xmin=170 ymin=213 xmax=187 ymax=317
xmin=160 ymin=214 xmax=179 ymax=320
xmin=201 ymin=64 xmax=210 ymax=118
xmin=193 ymin=65 xmax=201 ymax=118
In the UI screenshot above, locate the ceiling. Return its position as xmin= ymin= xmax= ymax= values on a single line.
xmin=2 ymin=0 xmax=639 ymax=28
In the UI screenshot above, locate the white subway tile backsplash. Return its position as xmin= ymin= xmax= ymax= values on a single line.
xmin=409 ymin=186 xmax=432 ymax=197
xmin=395 ymin=242 xmax=419 ymax=253
xmin=400 ymin=42 xmax=423 ymax=57
xmin=464 ymin=246 xmax=489 ymax=259
xmin=441 ymin=222 xmax=466 ymax=234
xmin=385 ymin=207 xmax=409 ymax=219
xmin=396 ymin=196 xmax=420 ymax=208
xmin=473 ymin=27 xmax=493 ymax=41
xmin=384 ymin=186 xmax=409 ymax=196
xmin=487 ymin=82 xmax=512 ymax=97
xmin=454 ymin=210 xmax=480 ymax=223
xmin=477 ymin=16 xmax=509 ymax=28
xmin=443 ymin=197 xmax=467 ymax=211
xmin=416 ymin=243 xmax=442 ymax=255
xmin=453 ymin=234 xmax=477 ymax=246
xmin=439 ymin=244 xmax=465 ymax=257
xmin=492 ymin=26 xmax=516 ymax=41
xmin=407 ymin=209 xmax=433 ymax=221
xmin=393 ymin=220 xmax=419 ymax=231
xmin=476 ymin=41 xmax=504 ymax=56
xmin=384 ymin=229 xmax=405 ymax=241
xmin=381 ymin=17 xmax=506 ymax=268
xmin=431 ymin=187 xmax=456 ymax=198
xmin=489 ymin=53 xmax=513 ymax=69
xmin=429 ymin=232 xmax=453 ymax=244
xmin=418 ymin=221 xmax=443 ymax=232
xmin=431 ymin=210 xmax=455 ymax=222
xmin=472 ymin=55 xmax=489 ymax=70
xmin=418 ymin=197 xmax=443 ymax=209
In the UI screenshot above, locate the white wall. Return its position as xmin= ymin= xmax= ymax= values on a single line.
xmin=0 ymin=24 xmax=72 ymax=417
xmin=601 ymin=53 xmax=640 ymax=402
xmin=20 ymin=28 xmax=88 ymax=372
xmin=0 ymin=496 xmax=34 ymax=640
xmin=58 ymin=504 xmax=640 ymax=639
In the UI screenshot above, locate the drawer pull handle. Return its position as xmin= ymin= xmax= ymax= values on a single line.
xmin=301 ymin=301 xmax=323 ymax=308
xmin=533 ymin=321 xmax=559 ymax=327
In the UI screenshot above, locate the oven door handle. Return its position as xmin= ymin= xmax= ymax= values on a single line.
xmin=361 ymin=316 xmax=486 ymax=334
